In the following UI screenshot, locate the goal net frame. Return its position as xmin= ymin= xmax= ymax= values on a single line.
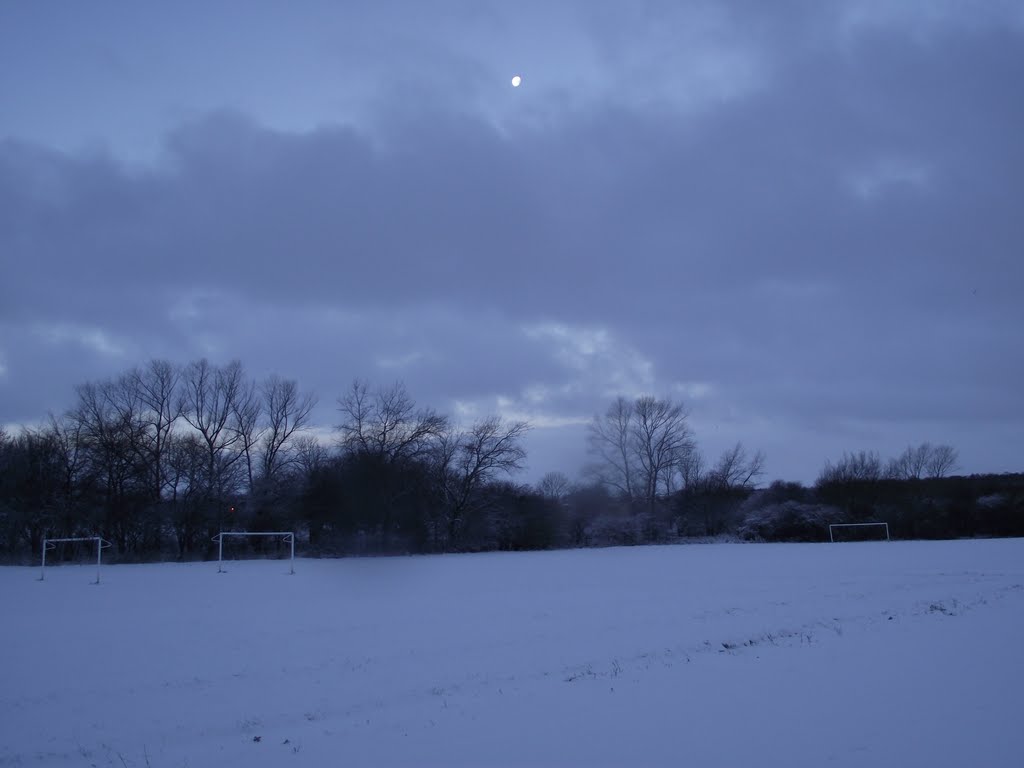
xmin=828 ymin=522 xmax=890 ymax=542
xmin=212 ymin=531 xmax=295 ymax=574
xmin=40 ymin=536 xmax=113 ymax=584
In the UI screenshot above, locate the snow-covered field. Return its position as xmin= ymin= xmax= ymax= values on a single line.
xmin=2 ymin=539 xmax=1023 ymax=767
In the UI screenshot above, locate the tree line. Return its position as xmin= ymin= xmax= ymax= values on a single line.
xmin=0 ymin=360 xmax=539 ymax=560
xmin=1 ymin=359 xmax=1021 ymax=563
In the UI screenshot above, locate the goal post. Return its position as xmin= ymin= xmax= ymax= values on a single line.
xmin=828 ymin=522 xmax=890 ymax=542
xmin=212 ymin=531 xmax=295 ymax=574
xmin=40 ymin=537 xmax=113 ymax=584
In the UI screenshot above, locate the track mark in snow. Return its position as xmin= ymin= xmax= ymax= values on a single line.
xmin=559 ymin=582 xmax=1024 ymax=686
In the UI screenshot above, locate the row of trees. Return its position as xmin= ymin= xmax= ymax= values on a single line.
xmin=2 ymin=361 xmax=1021 ymax=561
xmin=539 ymin=433 xmax=1021 ymax=545
xmin=0 ymin=361 xmax=537 ymax=559
xmin=818 ymin=444 xmax=959 ymax=485
xmin=0 ymin=359 xmax=322 ymax=556
xmin=807 ymin=444 xmax=1024 ymax=541
xmin=577 ymin=410 xmax=1020 ymax=543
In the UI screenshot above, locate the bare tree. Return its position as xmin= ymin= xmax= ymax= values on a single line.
xmin=165 ymin=431 xmax=208 ymax=555
xmin=888 ymin=443 xmax=931 ymax=480
xmin=259 ymin=375 xmax=317 ymax=482
xmin=336 ymin=380 xmax=448 ymax=463
xmin=178 ymin=359 xmax=247 ymax=498
xmin=70 ymin=381 xmax=140 ymax=495
xmin=68 ymin=379 xmax=152 ymax=551
xmin=45 ymin=413 xmax=90 ymax=522
xmin=926 ymin=444 xmax=958 ymax=478
xmin=633 ymin=396 xmax=695 ymax=504
xmin=708 ymin=442 xmax=765 ymax=491
xmin=586 ymin=396 xmax=637 ymax=500
xmin=433 ymin=417 xmax=530 ymax=548
xmin=887 ymin=442 xmax=960 ymax=480
xmin=817 ymin=450 xmax=884 ymax=486
xmin=128 ymin=360 xmax=181 ymax=502
xmin=587 ymin=395 xmax=695 ymax=510
xmin=292 ymin=435 xmax=330 ymax=478
xmin=166 ymin=432 xmax=206 ymax=503
xmin=231 ymin=377 xmax=263 ymax=493
xmin=537 ymin=471 xmax=572 ymax=502
xmin=678 ymin=449 xmax=705 ymax=491
xmin=815 ymin=449 xmax=891 ymax=520
xmin=671 ymin=443 xmax=764 ymax=538
xmin=446 ymin=417 xmax=530 ymax=505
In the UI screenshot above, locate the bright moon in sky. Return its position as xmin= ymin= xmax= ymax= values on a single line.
xmin=511 ymin=75 xmax=522 ymax=87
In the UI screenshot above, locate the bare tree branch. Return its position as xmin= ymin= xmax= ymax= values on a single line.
xmin=926 ymin=444 xmax=958 ymax=478
xmin=588 ymin=395 xmax=695 ymax=510
xmin=336 ymin=380 xmax=448 ymax=464
xmin=259 ymin=375 xmax=317 ymax=482
xmin=178 ymin=359 xmax=247 ymax=497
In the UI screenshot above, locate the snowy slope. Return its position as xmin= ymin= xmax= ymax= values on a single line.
xmin=2 ymin=539 xmax=1023 ymax=767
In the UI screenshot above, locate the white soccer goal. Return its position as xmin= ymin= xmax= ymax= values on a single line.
xmin=212 ymin=531 xmax=295 ymax=574
xmin=828 ymin=522 xmax=890 ymax=542
xmin=40 ymin=536 xmax=113 ymax=584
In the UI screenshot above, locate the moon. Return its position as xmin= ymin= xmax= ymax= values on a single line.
xmin=511 ymin=75 xmax=522 ymax=88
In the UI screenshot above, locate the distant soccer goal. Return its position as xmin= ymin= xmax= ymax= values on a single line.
xmin=828 ymin=522 xmax=890 ymax=543
xmin=212 ymin=531 xmax=295 ymax=574
xmin=40 ymin=537 xmax=112 ymax=584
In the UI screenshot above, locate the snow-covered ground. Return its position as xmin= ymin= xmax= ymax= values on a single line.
xmin=2 ymin=539 xmax=1023 ymax=767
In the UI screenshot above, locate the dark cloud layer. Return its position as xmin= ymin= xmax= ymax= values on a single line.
xmin=2 ymin=2 xmax=1022 ymax=481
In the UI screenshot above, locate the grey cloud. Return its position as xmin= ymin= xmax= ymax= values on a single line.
xmin=2 ymin=3 xmax=1022 ymax=481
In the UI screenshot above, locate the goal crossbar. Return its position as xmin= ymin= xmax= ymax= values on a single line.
xmin=212 ymin=531 xmax=295 ymax=574
xmin=828 ymin=522 xmax=890 ymax=542
xmin=40 ymin=536 xmax=112 ymax=583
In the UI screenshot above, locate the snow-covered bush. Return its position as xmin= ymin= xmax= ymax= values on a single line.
xmin=976 ymin=493 xmax=1007 ymax=509
xmin=738 ymin=501 xmax=840 ymax=542
xmin=584 ymin=513 xmax=664 ymax=547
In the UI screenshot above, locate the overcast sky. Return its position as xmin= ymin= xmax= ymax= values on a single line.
xmin=2 ymin=0 xmax=1022 ymax=484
